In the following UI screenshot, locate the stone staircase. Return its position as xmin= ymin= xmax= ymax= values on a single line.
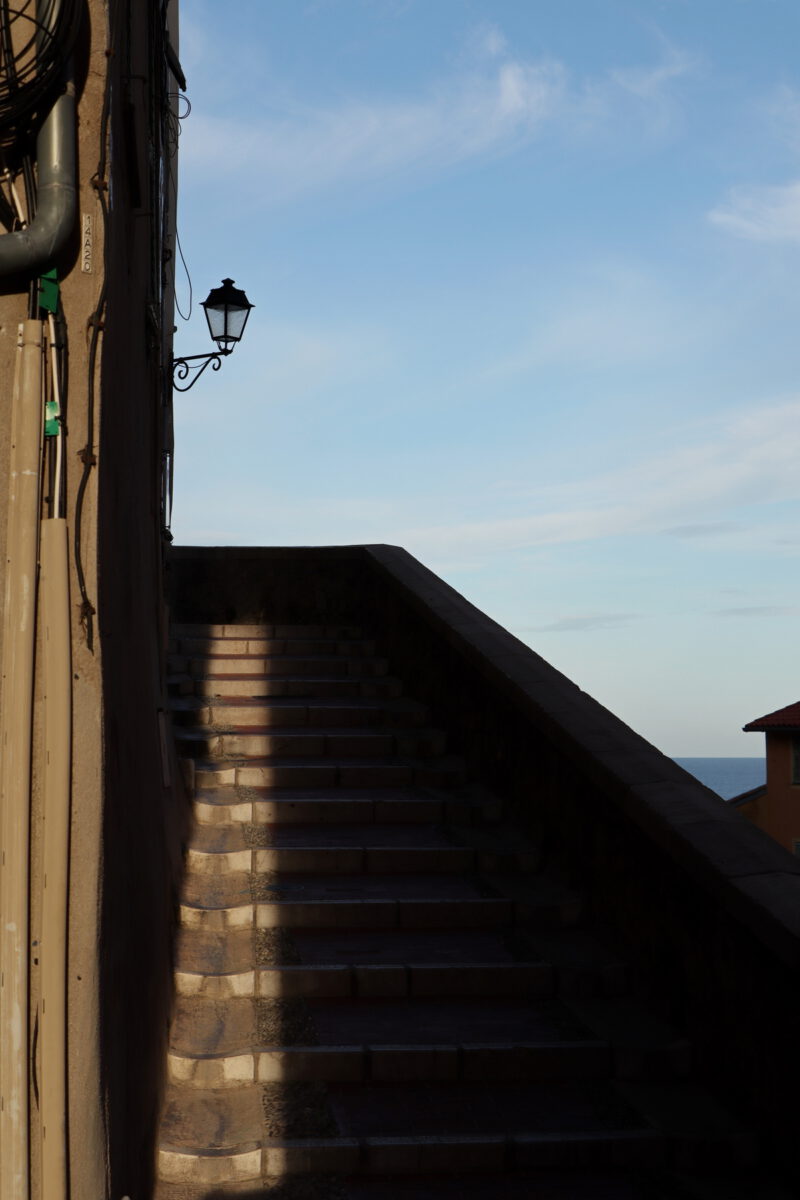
xmin=155 ymin=622 xmax=773 ymax=1199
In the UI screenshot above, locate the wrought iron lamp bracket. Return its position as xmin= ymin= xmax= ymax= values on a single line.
xmin=171 ymin=348 xmax=231 ymax=392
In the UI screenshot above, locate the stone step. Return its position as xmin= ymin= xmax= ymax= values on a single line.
xmin=170 ymin=674 xmax=405 ymax=700
xmin=482 ymin=872 xmax=585 ymax=928
xmin=306 ymin=995 xmax=592 ymax=1051
xmin=173 ymin=961 xmax=553 ymax=1001
xmin=156 ymin=1074 xmax=662 ymax=1155
xmin=193 ymin=755 xmax=466 ymax=790
xmin=158 ymin=1127 xmax=668 ymax=1187
xmin=185 ymin=844 xmax=476 ymax=876
xmin=179 ymin=897 xmax=514 ymax=932
xmin=191 ymin=787 xmax=479 ymax=827
xmin=176 ymin=636 xmax=377 ymax=657
xmin=154 ymin=1166 xmax=690 ymax=1200
xmin=180 ymin=872 xmax=495 ymax=911
xmin=173 ymin=924 xmax=622 ymax=1007
xmin=168 ymin=994 xmax=583 ymax=1059
xmin=170 ymin=995 xmax=256 ymax=1055
xmin=181 ymin=655 xmax=390 ymax=679
xmin=524 ymin=928 xmax=632 ymax=998
xmin=290 ymin=927 xmax=522 ymax=966
xmin=172 ymin=623 xmax=365 ymax=639
xmin=175 ymin=926 xmax=256 ymax=974
xmin=171 ymin=695 xmax=427 ymax=729
xmin=175 ymin=926 xmax=525 ymax=974
xmin=324 ymin=1081 xmax=756 ymax=1169
xmin=189 ymin=821 xmax=456 ymax=852
xmin=340 ymin=1170 xmax=799 ymax=1200
xmin=176 ymin=726 xmax=447 ymax=761
xmin=334 ymin=1170 xmax=695 ymax=1200
xmin=167 ymin=1038 xmax=610 ymax=1088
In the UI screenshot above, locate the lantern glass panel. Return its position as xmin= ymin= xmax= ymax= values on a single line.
xmin=203 ymin=302 xmax=226 ymax=345
xmin=202 ymin=279 xmax=253 ymax=350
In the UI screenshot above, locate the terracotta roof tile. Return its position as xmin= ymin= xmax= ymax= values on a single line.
xmin=743 ymin=701 xmax=800 ymax=732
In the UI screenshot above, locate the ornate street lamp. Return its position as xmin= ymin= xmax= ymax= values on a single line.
xmin=172 ymin=278 xmax=253 ymax=391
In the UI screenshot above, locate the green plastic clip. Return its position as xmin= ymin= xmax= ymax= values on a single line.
xmin=38 ymin=268 xmax=59 ymax=314
xmin=45 ymin=400 xmax=59 ymax=437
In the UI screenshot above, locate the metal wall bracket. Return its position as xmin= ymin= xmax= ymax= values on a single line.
xmin=171 ymin=349 xmax=230 ymax=392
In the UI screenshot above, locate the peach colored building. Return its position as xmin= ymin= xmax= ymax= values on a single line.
xmin=739 ymin=701 xmax=800 ymax=855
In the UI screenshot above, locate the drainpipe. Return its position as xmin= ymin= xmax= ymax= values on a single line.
xmin=0 ymin=68 xmax=77 ymax=275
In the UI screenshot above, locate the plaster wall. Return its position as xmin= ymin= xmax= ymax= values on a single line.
xmin=0 ymin=7 xmax=109 ymax=1194
xmin=0 ymin=2 xmax=186 ymax=1196
xmin=761 ymin=734 xmax=800 ymax=851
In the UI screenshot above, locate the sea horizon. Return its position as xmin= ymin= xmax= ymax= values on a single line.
xmin=672 ymin=757 xmax=765 ymax=801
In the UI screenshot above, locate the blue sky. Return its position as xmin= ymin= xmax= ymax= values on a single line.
xmin=171 ymin=0 xmax=800 ymax=756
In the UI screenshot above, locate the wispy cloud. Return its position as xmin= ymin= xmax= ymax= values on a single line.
xmin=521 ymin=613 xmax=640 ymax=633
xmin=395 ymin=398 xmax=800 ymax=562
xmin=661 ymin=522 xmax=741 ymax=539
xmin=304 ymin=1 xmax=416 ymax=14
xmin=485 ymin=263 xmax=704 ymax=375
xmin=462 ymin=22 xmax=509 ymax=61
xmin=609 ymin=43 xmax=698 ymax=101
xmin=709 ymin=181 xmax=800 ymax=244
xmin=181 ymin=56 xmax=566 ymax=202
xmin=179 ymin=26 xmax=696 ymax=205
xmin=761 ymin=84 xmax=800 ymax=153
xmin=398 ymin=507 xmax=631 ymax=559
xmin=576 ymin=36 xmax=699 ymax=140
xmin=712 ymin=606 xmax=800 ymax=619
xmin=708 ymin=80 xmax=800 ymax=245
xmin=177 ymin=392 xmax=800 ymax=560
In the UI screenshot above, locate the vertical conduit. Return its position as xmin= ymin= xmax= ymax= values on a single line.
xmin=39 ymin=515 xmax=71 ymax=1200
xmin=0 ymin=318 xmax=44 ymax=1200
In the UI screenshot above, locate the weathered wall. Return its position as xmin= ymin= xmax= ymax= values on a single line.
xmin=97 ymin=3 xmax=190 ymax=1196
xmin=737 ymin=735 xmax=800 ymax=851
xmin=0 ymin=2 xmax=187 ymax=1196
xmin=758 ymin=734 xmax=800 ymax=851
xmin=0 ymin=5 xmax=110 ymax=1195
xmin=170 ymin=544 xmax=800 ymax=1183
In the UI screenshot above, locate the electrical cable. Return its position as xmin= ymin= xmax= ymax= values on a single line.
xmin=73 ymin=6 xmax=112 ymax=653
xmin=48 ymin=311 xmax=62 ymax=517
xmin=0 ymin=1 xmax=46 ymax=319
xmin=73 ymin=261 xmax=103 ymax=649
xmin=0 ymin=177 xmax=15 ymax=226
xmin=173 ymin=222 xmax=191 ymax=321
xmin=22 ymin=147 xmax=36 ymax=315
xmin=8 ymin=171 xmax=24 ymax=221
xmin=165 ymin=91 xmax=192 ymax=321
xmin=0 ymin=0 xmax=83 ymax=137
xmin=162 ymin=87 xmax=189 ymax=530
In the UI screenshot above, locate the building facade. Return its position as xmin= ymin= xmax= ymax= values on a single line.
xmin=0 ymin=2 xmax=185 ymax=1197
xmin=740 ymin=701 xmax=800 ymax=855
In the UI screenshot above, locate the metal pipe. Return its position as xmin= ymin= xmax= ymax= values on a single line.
xmin=39 ymin=516 xmax=72 ymax=1200
xmin=0 ymin=318 xmax=44 ymax=1200
xmin=0 ymin=69 xmax=76 ymax=276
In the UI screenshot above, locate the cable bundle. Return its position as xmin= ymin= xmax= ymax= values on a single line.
xmin=0 ymin=0 xmax=82 ymax=136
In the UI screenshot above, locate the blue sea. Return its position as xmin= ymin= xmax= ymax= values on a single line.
xmin=673 ymin=758 xmax=765 ymax=801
